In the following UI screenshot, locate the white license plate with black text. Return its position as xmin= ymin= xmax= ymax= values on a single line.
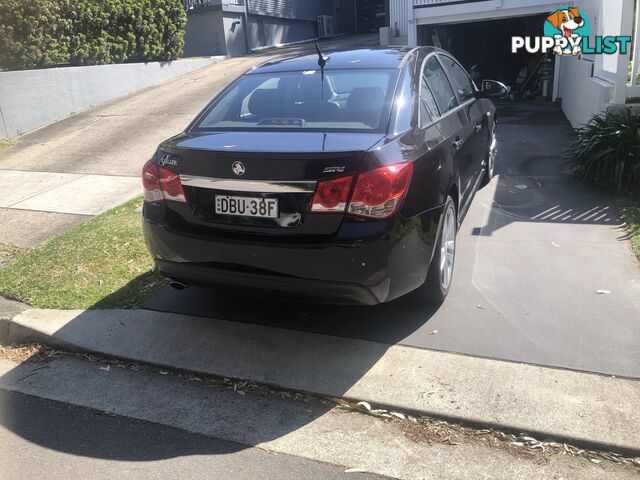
xmin=215 ymin=195 xmax=278 ymax=218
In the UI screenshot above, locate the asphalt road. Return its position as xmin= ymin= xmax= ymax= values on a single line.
xmin=0 ymin=389 xmax=384 ymax=480
xmin=145 ymin=103 xmax=640 ymax=378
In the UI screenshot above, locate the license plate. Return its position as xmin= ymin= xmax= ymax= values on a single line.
xmin=215 ymin=195 xmax=278 ymax=218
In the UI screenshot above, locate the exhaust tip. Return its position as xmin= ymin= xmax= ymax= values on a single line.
xmin=169 ymin=280 xmax=188 ymax=291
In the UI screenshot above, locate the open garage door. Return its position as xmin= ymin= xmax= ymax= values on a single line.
xmin=418 ymin=14 xmax=555 ymax=101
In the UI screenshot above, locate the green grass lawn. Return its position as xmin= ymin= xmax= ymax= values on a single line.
xmin=618 ymin=194 xmax=640 ymax=259
xmin=0 ymin=197 xmax=166 ymax=309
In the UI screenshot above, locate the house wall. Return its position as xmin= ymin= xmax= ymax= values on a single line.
xmin=555 ymin=0 xmax=633 ymax=126
xmin=557 ymin=55 xmax=614 ymax=127
xmin=246 ymin=14 xmax=317 ymax=49
xmin=223 ymin=12 xmax=249 ymax=56
xmin=184 ymin=10 xmax=227 ymax=57
xmin=245 ymin=0 xmax=340 ymax=49
xmin=248 ymin=0 xmax=334 ymax=20
xmin=184 ymin=0 xmax=345 ymax=58
xmin=389 ymin=0 xmax=409 ymax=36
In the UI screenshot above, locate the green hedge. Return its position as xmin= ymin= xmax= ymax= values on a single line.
xmin=0 ymin=0 xmax=187 ymax=71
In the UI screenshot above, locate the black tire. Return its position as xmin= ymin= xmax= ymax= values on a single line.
xmin=418 ymin=196 xmax=457 ymax=304
xmin=480 ymin=121 xmax=496 ymax=188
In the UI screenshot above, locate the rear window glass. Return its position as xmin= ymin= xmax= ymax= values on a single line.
xmin=192 ymin=69 xmax=398 ymax=132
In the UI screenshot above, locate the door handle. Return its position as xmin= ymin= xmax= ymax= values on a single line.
xmin=452 ymin=138 xmax=464 ymax=151
xmin=473 ymin=123 xmax=483 ymax=133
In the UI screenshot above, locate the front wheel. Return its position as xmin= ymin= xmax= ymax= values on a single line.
xmin=418 ymin=196 xmax=457 ymax=304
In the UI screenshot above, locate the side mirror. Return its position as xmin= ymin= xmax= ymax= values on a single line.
xmin=481 ymin=80 xmax=509 ymax=99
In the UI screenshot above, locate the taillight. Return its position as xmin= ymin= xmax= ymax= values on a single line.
xmin=142 ymin=160 xmax=186 ymax=203
xmin=311 ymin=176 xmax=354 ymax=212
xmin=309 ymin=162 xmax=413 ymax=220
xmin=349 ymin=163 xmax=413 ymax=219
xmin=142 ymin=160 xmax=163 ymax=203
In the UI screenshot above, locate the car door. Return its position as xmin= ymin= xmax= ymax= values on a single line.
xmin=414 ymin=56 xmax=450 ymax=209
xmin=438 ymin=54 xmax=488 ymax=207
xmin=421 ymin=56 xmax=469 ymax=211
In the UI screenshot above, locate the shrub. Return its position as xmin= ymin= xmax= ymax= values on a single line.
xmin=565 ymin=108 xmax=640 ymax=192
xmin=0 ymin=0 xmax=186 ymax=71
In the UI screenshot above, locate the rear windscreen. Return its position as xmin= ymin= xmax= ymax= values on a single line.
xmin=191 ymin=69 xmax=398 ymax=133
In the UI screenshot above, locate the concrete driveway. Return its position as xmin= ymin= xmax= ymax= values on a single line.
xmin=145 ymin=103 xmax=640 ymax=378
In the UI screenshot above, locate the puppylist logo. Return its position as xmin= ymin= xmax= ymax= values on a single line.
xmin=512 ymin=6 xmax=632 ymax=56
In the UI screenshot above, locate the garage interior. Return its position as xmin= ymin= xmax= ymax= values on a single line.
xmin=356 ymin=0 xmax=388 ymax=34
xmin=417 ymin=14 xmax=555 ymax=101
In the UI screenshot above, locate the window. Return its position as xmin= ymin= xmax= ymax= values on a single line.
xmin=439 ymin=55 xmax=476 ymax=103
xmin=423 ymin=57 xmax=457 ymax=114
xmin=240 ymin=77 xmax=279 ymax=117
xmin=393 ymin=67 xmax=413 ymax=134
xmin=329 ymin=72 xmax=390 ymax=95
xmin=193 ymin=69 xmax=398 ymax=132
xmin=419 ymin=74 xmax=440 ymax=125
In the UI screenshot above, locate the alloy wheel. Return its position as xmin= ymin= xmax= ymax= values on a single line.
xmin=439 ymin=205 xmax=456 ymax=291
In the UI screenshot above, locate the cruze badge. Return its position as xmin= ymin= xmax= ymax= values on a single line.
xmin=159 ymin=154 xmax=178 ymax=168
xmin=232 ymin=161 xmax=245 ymax=176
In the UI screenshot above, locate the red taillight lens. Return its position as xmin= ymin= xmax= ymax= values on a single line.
xmin=142 ymin=160 xmax=163 ymax=203
xmin=309 ymin=162 xmax=413 ymax=219
xmin=311 ymin=175 xmax=354 ymax=212
xmin=348 ymin=162 xmax=413 ymax=219
xmin=158 ymin=166 xmax=186 ymax=202
xmin=142 ymin=160 xmax=186 ymax=203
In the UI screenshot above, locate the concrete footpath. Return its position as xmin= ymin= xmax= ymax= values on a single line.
xmin=2 ymin=307 xmax=639 ymax=455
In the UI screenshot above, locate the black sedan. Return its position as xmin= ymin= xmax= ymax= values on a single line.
xmin=142 ymin=46 xmax=504 ymax=305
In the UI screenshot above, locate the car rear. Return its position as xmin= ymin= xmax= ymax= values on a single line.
xmin=142 ymin=53 xmax=438 ymax=304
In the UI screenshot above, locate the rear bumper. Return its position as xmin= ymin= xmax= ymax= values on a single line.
xmin=143 ymin=208 xmax=443 ymax=304
xmin=155 ymin=259 xmax=380 ymax=305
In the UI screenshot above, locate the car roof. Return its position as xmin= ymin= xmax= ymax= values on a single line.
xmin=248 ymin=46 xmax=440 ymax=74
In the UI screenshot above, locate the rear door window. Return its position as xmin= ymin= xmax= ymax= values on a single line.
xmin=419 ymin=72 xmax=440 ymax=126
xmin=423 ymin=57 xmax=458 ymax=114
xmin=439 ymin=55 xmax=476 ymax=103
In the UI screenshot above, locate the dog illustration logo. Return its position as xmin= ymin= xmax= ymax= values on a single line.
xmin=544 ymin=7 xmax=590 ymax=56
xmin=513 ymin=7 xmax=630 ymax=56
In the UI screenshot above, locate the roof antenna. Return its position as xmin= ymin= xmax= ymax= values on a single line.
xmin=315 ymin=42 xmax=329 ymax=99
xmin=315 ymin=42 xmax=329 ymax=69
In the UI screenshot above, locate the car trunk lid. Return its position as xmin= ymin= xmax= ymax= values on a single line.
xmin=160 ymin=131 xmax=384 ymax=236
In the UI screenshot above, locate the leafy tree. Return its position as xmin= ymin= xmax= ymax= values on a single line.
xmin=0 ymin=0 xmax=186 ymax=70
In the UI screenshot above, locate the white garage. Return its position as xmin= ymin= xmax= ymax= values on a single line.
xmin=388 ymin=0 xmax=639 ymax=127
